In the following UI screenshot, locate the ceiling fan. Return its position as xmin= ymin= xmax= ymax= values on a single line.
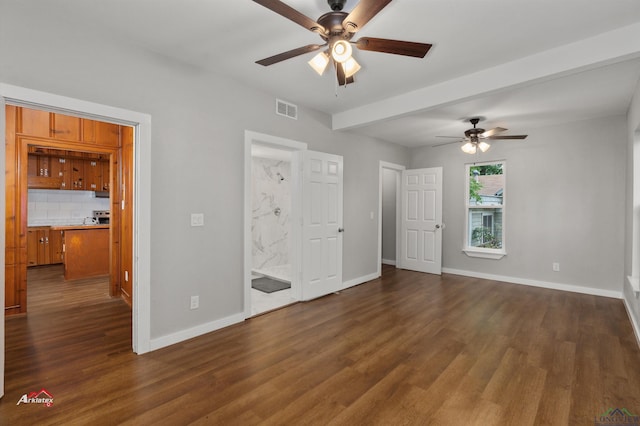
xmin=434 ymin=118 xmax=528 ymax=154
xmin=252 ymin=0 xmax=432 ymax=85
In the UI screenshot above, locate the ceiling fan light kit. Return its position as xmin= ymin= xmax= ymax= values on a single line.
xmin=331 ymin=40 xmax=353 ymax=63
xmin=252 ymin=0 xmax=432 ymax=86
xmin=308 ymin=51 xmax=330 ymax=75
xmin=342 ymin=56 xmax=361 ymax=77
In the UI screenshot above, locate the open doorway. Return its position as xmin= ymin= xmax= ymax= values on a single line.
xmin=4 ymin=104 xmax=135 ymax=340
xmin=1 ymin=85 xmax=151 ymax=397
xmin=250 ymin=144 xmax=297 ymax=315
xmin=25 ymin=144 xmax=114 ymax=316
xmin=378 ymin=162 xmax=404 ymax=275
xmin=244 ymin=131 xmax=307 ymax=318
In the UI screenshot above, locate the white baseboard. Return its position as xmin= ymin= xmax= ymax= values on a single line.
xmin=382 ymin=259 xmax=396 ymax=266
xmin=149 ymin=312 xmax=245 ymax=352
xmin=342 ymin=272 xmax=380 ymax=291
xmin=442 ymin=267 xmax=623 ymax=299
xmin=622 ymin=297 xmax=640 ymax=349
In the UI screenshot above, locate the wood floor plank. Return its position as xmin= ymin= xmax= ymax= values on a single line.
xmin=2 ymin=264 xmax=639 ymax=425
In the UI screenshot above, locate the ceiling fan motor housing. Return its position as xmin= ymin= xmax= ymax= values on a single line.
xmin=317 ymin=12 xmax=354 ymax=40
xmin=328 ymin=0 xmax=347 ymax=11
xmin=465 ymin=118 xmax=484 ymax=139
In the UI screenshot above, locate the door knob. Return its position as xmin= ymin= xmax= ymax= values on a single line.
xmin=435 ymin=224 xmax=441 ymax=229
xmin=338 ymin=227 xmax=344 ymax=233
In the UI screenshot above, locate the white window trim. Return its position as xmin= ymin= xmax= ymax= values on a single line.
xmin=464 ymin=160 xmax=507 ymax=260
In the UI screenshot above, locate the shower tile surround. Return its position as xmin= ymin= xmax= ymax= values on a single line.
xmin=28 ymin=189 xmax=110 ymax=226
xmin=252 ymin=157 xmax=291 ymax=277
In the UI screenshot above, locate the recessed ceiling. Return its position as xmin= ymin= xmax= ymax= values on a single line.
xmin=15 ymin=0 xmax=640 ymax=147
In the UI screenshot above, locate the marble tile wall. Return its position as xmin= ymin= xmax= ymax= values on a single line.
xmin=252 ymin=157 xmax=291 ymax=271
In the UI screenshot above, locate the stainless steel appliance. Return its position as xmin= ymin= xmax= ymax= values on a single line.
xmin=93 ymin=210 xmax=110 ymax=225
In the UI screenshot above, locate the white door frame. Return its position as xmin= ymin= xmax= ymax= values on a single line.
xmin=243 ymin=131 xmax=307 ymax=318
xmin=0 ymin=83 xmax=152 ymax=397
xmin=377 ymin=161 xmax=405 ymax=277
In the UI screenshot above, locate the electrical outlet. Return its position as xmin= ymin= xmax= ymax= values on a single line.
xmin=552 ymin=262 xmax=560 ymax=272
xmin=191 ymin=213 xmax=204 ymax=227
xmin=190 ymin=295 xmax=199 ymax=310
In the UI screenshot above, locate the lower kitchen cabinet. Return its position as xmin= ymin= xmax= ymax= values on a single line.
xmin=27 ymin=227 xmax=64 ymax=266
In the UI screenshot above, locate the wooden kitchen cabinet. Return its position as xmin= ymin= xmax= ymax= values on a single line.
xmin=19 ymin=108 xmax=50 ymax=138
xmin=82 ymin=120 xmax=120 ymax=147
xmin=18 ymin=107 xmax=121 ymax=147
xmin=70 ymin=158 xmax=85 ymax=190
xmin=49 ymin=155 xmax=72 ymax=190
xmin=28 ymin=150 xmax=110 ymax=191
xmin=51 ymin=113 xmax=80 ymax=141
xmin=57 ymin=226 xmax=110 ymax=280
xmin=27 ymin=153 xmax=64 ymax=189
xmin=84 ymin=159 xmax=102 ymax=191
xmin=101 ymin=160 xmax=110 ymax=191
xmin=27 ymin=227 xmax=63 ymax=267
xmin=49 ymin=229 xmax=64 ymax=264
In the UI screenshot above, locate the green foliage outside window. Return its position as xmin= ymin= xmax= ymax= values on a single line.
xmin=471 ymin=225 xmax=502 ymax=249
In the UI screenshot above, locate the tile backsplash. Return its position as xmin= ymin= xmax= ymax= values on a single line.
xmin=28 ymin=190 xmax=110 ymax=226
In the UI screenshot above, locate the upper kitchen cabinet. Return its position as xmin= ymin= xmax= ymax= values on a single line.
xmin=82 ymin=120 xmax=120 ymax=147
xmin=20 ymin=108 xmax=50 ymax=138
xmin=51 ymin=113 xmax=81 ymax=140
xmin=49 ymin=154 xmax=72 ymax=190
xmin=17 ymin=107 xmax=122 ymax=147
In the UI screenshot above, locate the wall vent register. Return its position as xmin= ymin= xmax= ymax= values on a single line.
xmin=276 ymin=99 xmax=298 ymax=120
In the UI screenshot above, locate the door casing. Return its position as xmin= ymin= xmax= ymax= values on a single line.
xmin=0 ymin=83 xmax=152 ymax=400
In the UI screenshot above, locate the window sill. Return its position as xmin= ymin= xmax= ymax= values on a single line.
xmin=463 ymin=248 xmax=506 ymax=260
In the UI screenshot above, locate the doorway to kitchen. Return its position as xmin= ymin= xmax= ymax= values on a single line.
xmin=4 ymin=104 xmax=135 ymax=342
xmin=1 ymin=85 xmax=152 ymax=397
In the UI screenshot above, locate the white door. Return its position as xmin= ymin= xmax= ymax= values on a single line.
xmin=298 ymin=150 xmax=343 ymax=300
xmin=398 ymin=167 xmax=443 ymax=274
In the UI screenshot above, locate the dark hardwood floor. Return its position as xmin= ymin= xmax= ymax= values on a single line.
xmin=2 ymin=264 xmax=639 ymax=425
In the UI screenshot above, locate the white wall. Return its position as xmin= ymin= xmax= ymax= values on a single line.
xmin=624 ymin=75 xmax=640 ymax=339
xmin=0 ymin=3 xmax=408 ymax=342
xmin=381 ymin=168 xmax=397 ymax=263
xmin=408 ymin=115 xmax=627 ymax=295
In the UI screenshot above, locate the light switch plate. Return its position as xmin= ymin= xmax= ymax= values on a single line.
xmin=191 ymin=213 xmax=204 ymax=227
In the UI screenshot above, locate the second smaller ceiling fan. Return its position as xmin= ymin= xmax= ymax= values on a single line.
xmin=434 ymin=118 xmax=528 ymax=154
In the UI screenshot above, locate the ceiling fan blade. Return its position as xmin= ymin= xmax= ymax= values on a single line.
xmin=256 ymin=44 xmax=326 ymax=66
xmin=336 ymin=63 xmax=355 ymax=85
xmin=343 ymin=0 xmax=392 ymax=33
xmin=487 ymin=135 xmax=528 ymax=140
xmin=432 ymin=140 xmax=464 ymax=148
xmin=355 ymin=37 xmax=432 ymax=58
xmin=253 ymin=0 xmax=326 ymax=34
xmin=481 ymin=127 xmax=507 ymax=137
xmin=436 ymin=136 xmax=464 ymax=139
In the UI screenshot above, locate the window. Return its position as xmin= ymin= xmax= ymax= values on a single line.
xmin=464 ymin=161 xmax=506 ymax=259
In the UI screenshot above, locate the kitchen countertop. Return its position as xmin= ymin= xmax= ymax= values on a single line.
xmin=49 ymin=225 xmax=110 ymax=231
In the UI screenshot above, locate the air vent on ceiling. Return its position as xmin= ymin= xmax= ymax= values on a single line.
xmin=276 ymin=99 xmax=298 ymax=120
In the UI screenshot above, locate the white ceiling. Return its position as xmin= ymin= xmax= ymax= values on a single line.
xmin=27 ymin=0 xmax=640 ymax=147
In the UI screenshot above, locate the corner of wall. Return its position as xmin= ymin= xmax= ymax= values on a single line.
xmin=622 ymin=280 xmax=640 ymax=349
